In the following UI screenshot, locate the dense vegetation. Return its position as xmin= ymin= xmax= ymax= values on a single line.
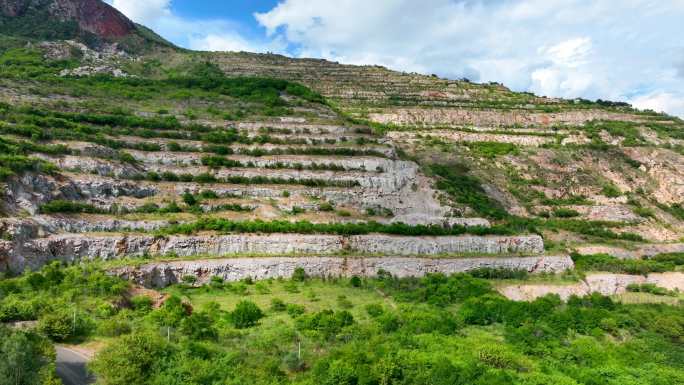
xmin=154 ymin=218 xmax=511 ymax=237
xmin=0 ymin=263 xmax=682 ymax=384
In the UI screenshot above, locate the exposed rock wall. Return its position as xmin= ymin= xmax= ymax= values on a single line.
xmin=112 ymin=255 xmax=575 ymax=288
xmin=574 ymin=243 xmax=684 ymax=259
xmin=370 ymin=108 xmax=640 ymax=128
xmin=1 ymin=232 xmax=544 ymax=272
xmin=499 ymin=272 xmax=684 ymax=301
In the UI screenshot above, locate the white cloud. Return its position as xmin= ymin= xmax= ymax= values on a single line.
xmin=110 ymin=0 xmax=684 ymax=118
xmin=542 ymin=37 xmax=592 ymax=68
xmin=111 ymin=0 xmax=171 ymax=25
xmin=254 ymin=0 xmax=684 ymax=117
xmin=631 ymin=92 xmax=684 ymax=118
xmin=189 ymin=34 xmax=255 ymax=53
xmin=108 ymin=0 xmax=275 ymax=54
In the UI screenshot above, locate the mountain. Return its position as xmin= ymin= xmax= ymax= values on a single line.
xmin=0 ymin=1 xmax=682 ymax=384
xmin=0 ymin=0 xmax=172 ymax=51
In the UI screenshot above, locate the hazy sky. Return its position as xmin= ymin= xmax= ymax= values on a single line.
xmin=107 ymin=0 xmax=684 ymax=117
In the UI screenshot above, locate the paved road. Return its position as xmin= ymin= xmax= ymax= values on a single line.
xmin=56 ymin=346 xmax=95 ymax=385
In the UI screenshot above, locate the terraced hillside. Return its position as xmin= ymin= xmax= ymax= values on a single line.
xmin=0 ymin=2 xmax=683 ymax=384
xmin=0 ymin=24 xmax=683 ymax=277
xmin=0 ymin=43 xmax=568 ymax=275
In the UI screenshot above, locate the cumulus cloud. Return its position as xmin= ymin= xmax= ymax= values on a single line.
xmin=111 ymin=0 xmax=684 ymax=117
xmin=111 ymin=0 xmax=171 ymax=25
xmin=255 ymin=0 xmax=684 ymax=117
xmin=631 ymin=92 xmax=684 ymax=118
xmin=107 ymin=0 xmax=273 ymax=54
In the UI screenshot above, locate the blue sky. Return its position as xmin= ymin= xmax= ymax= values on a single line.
xmin=107 ymin=1 xmax=684 ymax=118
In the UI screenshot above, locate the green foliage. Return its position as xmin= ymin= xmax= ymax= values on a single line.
xmin=0 ymin=48 xmax=75 ymax=78
xmin=229 ymin=300 xmax=264 ymax=329
xmin=39 ymin=200 xmax=102 ymax=214
xmin=292 ymin=267 xmax=308 ymax=282
xmin=552 ymin=208 xmax=581 ymax=218
xmin=658 ymin=203 xmax=684 ymax=221
xmin=601 ymin=183 xmax=622 ymax=198
xmin=626 ymin=283 xmax=678 ymax=296
xmin=155 ymin=217 xmax=511 ymax=237
xmin=571 ymin=253 xmax=678 ymax=274
xmin=468 ymin=267 xmax=529 ymax=280
xmin=464 ymin=141 xmax=520 ymax=158
xmin=429 ymin=163 xmax=508 ymax=219
xmin=296 ymin=309 xmax=355 ymax=338
xmin=582 ymin=120 xmax=646 ymax=145
xmin=37 ymin=311 xmax=75 ymax=342
xmin=90 ymin=332 xmax=172 ymax=385
xmin=0 ymin=326 xmax=59 ymax=385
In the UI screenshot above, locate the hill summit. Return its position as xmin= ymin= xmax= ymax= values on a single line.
xmin=0 ymin=0 xmax=171 ymax=50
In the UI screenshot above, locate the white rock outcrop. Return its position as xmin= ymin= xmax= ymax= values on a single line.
xmin=112 ymin=255 xmax=574 ymax=288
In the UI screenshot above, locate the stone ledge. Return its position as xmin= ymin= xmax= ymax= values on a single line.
xmin=111 ymin=255 xmax=574 ymax=288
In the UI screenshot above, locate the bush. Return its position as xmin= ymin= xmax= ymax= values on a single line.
xmin=37 ymin=311 xmax=73 ymax=341
xmin=292 ymin=267 xmax=308 ymax=282
xmin=39 ymin=200 xmax=102 ymax=214
xmin=179 ymin=311 xmax=218 ymax=340
xmin=286 ymin=304 xmax=306 ymax=318
xmin=626 ymin=283 xmax=676 ymax=296
xmin=229 ymin=301 xmax=264 ymax=329
xmin=468 ymin=268 xmax=529 ymax=280
xmin=0 ymin=326 xmax=59 ymax=385
xmin=130 ymin=296 xmax=153 ymax=312
xmin=97 ymin=317 xmax=132 ymax=337
xmin=571 ymin=253 xmax=674 ymax=274
xmin=90 ymin=332 xmax=170 ymax=385
xmin=270 ymin=298 xmax=287 ymax=312
xmin=296 ymin=309 xmax=354 ymax=338
xmin=553 ymin=208 xmax=581 ymax=218
xmin=365 ymin=304 xmax=384 ymax=318
xmin=429 ymin=163 xmax=508 ymax=219
xmin=601 ymin=184 xmax=622 ymax=198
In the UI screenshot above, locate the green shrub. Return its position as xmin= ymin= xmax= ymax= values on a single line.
xmin=319 ymin=202 xmax=334 ymax=211
xmin=601 ymin=184 xmax=622 ymax=198
xmin=37 ymin=311 xmax=73 ymax=341
xmin=571 ymin=253 xmax=674 ymax=274
xmin=552 ymin=208 xmax=581 ymax=218
xmin=465 ymin=141 xmax=520 ymax=158
xmin=292 ymin=267 xmax=308 ymax=282
xmin=229 ymin=301 xmax=264 ymax=329
xmin=429 ymin=163 xmax=508 ymax=219
xmin=270 ymin=298 xmax=287 ymax=312
xmin=626 ymin=283 xmax=677 ymax=296
xmin=286 ymin=304 xmax=306 ymax=318
xmin=296 ymin=309 xmax=354 ymax=338
xmin=130 ymin=296 xmax=153 ymax=312
xmin=0 ymin=326 xmax=60 ymax=385
xmin=364 ymin=304 xmax=384 ymax=318
xmin=90 ymin=332 xmax=171 ymax=385
xmin=468 ymin=268 xmax=529 ymax=280
xmin=39 ymin=200 xmax=102 ymax=214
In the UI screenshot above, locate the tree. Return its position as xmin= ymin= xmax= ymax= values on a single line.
xmin=90 ymin=332 xmax=170 ymax=385
xmin=229 ymin=300 xmax=264 ymax=329
xmin=0 ymin=326 xmax=56 ymax=385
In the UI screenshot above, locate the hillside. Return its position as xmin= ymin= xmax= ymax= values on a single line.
xmin=0 ymin=1 xmax=682 ymax=384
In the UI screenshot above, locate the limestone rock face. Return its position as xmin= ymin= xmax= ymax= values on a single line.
xmin=1 ymin=232 xmax=545 ymax=273
xmin=498 ymin=272 xmax=684 ymax=301
xmin=370 ymin=108 xmax=639 ymax=128
xmin=111 ymin=255 xmax=575 ymax=288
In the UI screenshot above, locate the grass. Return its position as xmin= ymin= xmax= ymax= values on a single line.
xmin=168 ymin=278 xmax=389 ymax=322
